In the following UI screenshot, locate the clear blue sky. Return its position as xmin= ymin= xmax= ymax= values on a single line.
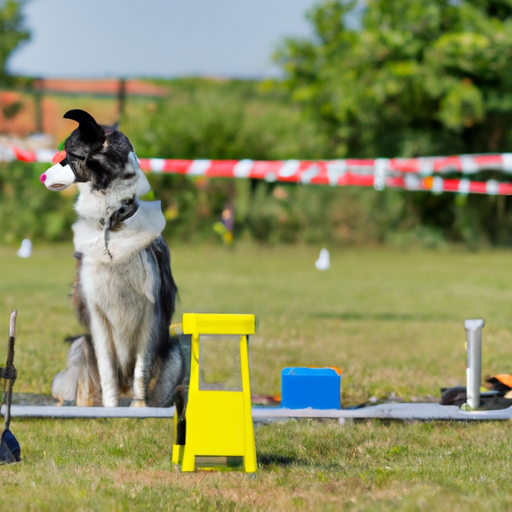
xmin=8 ymin=0 xmax=317 ymax=79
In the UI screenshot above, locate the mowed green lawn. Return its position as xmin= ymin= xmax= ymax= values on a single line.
xmin=1 ymin=243 xmax=512 ymax=510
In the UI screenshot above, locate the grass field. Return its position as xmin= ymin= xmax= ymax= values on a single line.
xmin=1 ymin=243 xmax=512 ymax=510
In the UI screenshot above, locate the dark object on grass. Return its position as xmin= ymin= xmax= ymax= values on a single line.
xmin=440 ymin=385 xmax=512 ymax=410
xmin=485 ymin=374 xmax=512 ymax=396
xmin=0 ymin=311 xmax=21 ymax=464
xmin=251 ymin=395 xmax=281 ymax=406
xmin=440 ymin=386 xmax=468 ymax=406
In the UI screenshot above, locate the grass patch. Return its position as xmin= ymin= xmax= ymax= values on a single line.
xmin=1 ymin=243 xmax=512 ymax=510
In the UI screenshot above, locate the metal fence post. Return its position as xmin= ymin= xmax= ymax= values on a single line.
xmin=465 ymin=319 xmax=484 ymax=410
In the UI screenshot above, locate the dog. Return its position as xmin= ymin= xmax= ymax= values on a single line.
xmin=41 ymin=109 xmax=186 ymax=407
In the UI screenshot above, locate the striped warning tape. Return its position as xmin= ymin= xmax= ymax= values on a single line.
xmin=4 ymin=145 xmax=512 ymax=195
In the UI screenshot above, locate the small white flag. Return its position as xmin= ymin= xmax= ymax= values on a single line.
xmin=315 ymin=248 xmax=330 ymax=270
xmin=17 ymin=239 xmax=32 ymax=258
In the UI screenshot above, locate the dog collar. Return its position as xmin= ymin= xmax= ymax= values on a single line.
xmin=72 ymin=200 xmax=166 ymax=264
xmin=106 ymin=195 xmax=140 ymax=231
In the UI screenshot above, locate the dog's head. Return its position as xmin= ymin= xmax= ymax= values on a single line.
xmin=40 ymin=109 xmax=150 ymax=196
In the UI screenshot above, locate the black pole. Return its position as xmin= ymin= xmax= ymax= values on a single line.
xmin=118 ymin=78 xmax=126 ymax=118
xmin=33 ymin=78 xmax=44 ymax=133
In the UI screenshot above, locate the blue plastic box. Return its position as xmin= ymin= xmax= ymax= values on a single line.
xmin=281 ymin=367 xmax=341 ymax=410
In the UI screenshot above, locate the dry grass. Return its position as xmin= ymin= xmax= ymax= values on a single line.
xmin=1 ymin=242 xmax=512 ymax=510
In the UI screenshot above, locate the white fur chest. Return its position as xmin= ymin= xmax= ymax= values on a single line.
xmin=79 ymin=250 xmax=157 ymax=371
xmin=72 ymin=200 xmax=166 ymax=265
xmin=80 ymin=250 xmax=155 ymax=309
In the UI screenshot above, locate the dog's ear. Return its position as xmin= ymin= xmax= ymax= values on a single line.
xmin=102 ymin=122 xmax=119 ymax=135
xmin=64 ymin=109 xmax=105 ymax=144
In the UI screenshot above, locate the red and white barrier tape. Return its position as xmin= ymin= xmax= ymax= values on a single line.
xmin=4 ymin=145 xmax=512 ymax=195
xmin=136 ymin=154 xmax=512 ymax=177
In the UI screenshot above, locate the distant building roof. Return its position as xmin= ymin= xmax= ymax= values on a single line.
xmin=32 ymin=78 xmax=168 ymax=97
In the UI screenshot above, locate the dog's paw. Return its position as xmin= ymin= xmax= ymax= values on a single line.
xmin=130 ymin=399 xmax=147 ymax=408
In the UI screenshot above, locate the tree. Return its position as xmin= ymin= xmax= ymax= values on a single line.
xmin=276 ymin=0 xmax=512 ymax=159
xmin=275 ymin=0 xmax=512 ymax=247
xmin=0 ymin=0 xmax=30 ymax=84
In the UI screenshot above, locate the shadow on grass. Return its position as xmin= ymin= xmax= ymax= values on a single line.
xmin=257 ymin=453 xmax=298 ymax=467
xmin=311 ymin=311 xmax=454 ymax=322
xmin=258 ymin=453 xmax=346 ymax=472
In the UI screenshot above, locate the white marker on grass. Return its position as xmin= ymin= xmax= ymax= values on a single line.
xmin=17 ymin=239 xmax=32 ymax=258
xmin=315 ymin=248 xmax=330 ymax=270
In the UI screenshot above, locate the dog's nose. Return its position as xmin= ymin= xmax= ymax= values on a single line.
xmin=40 ymin=173 xmax=47 ymax=184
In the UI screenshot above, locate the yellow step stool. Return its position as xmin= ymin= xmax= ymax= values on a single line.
xmin=171 ymin=313 xmax=257 ymax=473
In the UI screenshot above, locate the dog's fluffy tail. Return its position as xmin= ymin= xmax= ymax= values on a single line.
xmin=51 ymin=335 xmax=102 ymax=406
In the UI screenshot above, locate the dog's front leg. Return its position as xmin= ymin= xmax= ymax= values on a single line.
xmin=90 ymin=312 xmax=120 ymax=407
xmin=131 ymin=350 xmax=148 ymax=407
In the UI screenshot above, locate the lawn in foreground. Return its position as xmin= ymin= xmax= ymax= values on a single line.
xmin=1 ymin=243 xmax=512 ymax=510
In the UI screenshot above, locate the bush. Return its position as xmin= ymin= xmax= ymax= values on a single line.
xmin=0 ymin=160 xmax=76 ymax=244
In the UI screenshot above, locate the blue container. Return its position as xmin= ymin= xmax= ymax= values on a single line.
xmin=281 ymin=367 xmax=341 ymax=410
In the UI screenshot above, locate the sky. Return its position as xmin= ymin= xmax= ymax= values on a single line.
xmin=8 ymin=0 xmax=317 ymax=79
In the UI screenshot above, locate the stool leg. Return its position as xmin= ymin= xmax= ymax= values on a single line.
xmin=243 ymin=418 xmax=257 ymax=473
xmin=244 ymin=451 xmax=257 ymax=473
xmin=240 ymin=334 xmax=257 ymax=473
xmin=171 ymin=444 xmax=184 ymax=465
xmin=181 ymin=449 xmax=196 ymax=472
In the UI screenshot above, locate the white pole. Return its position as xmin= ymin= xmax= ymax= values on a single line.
xmin=465 ymin=319 xmax=484 ymax=410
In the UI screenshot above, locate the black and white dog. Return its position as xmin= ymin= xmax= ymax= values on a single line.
xmin=41 ymin=109 xmax=185 ymax=407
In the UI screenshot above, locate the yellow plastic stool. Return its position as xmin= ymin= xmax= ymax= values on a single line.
xmin=171 ymin=313 xmax=257 ymax=473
